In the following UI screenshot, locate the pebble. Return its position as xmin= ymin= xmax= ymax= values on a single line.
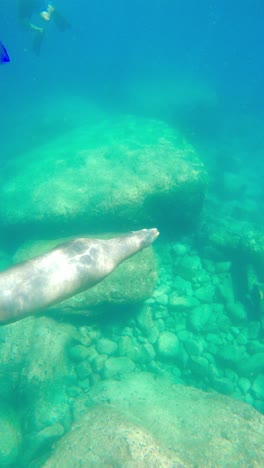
xmin=75 ymin=361 xmax=93 ymax=380
xmin=103 ymin=357 xmax=136 ymax=379
xmin=188 ymin=305 xmax=212 ymax=332
xmin=92 ymin=354 xmax=108 ymax=374
xmin=171 ymin=243 xmax=188 ymax=256
xmin=169 ymin=294 xmax=199 ymax=311
xmin=189 ymin=356 xmax=209 ymax=377
xmin=252 ymin=374 xmax=264 ymax=400
xmin=194 ymin=284 xmax=215 ymax=302
xmin=238 ymin=377 xmax=251 ymax=394
xmin=156 ymin=331 xmax=179 ymax=359
xmin=213 ymin=377 xmax=235 ymax=395
xmin=68 ymin=344 xmax=90 ymax=362
xmin=155 ymin=294 xmax=168 ymax=306
xmin=96 ymin=339 xmax=118 ymax=356
xmin=184 ymin=337 xmax=204 ymax=356
xmin=226 ymin=302 xmax=247 ymax=322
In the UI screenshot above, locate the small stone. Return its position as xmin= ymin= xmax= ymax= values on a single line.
xmin=103 ymin=357 xmax=135 ymax=379
xmin=155 ymin=294 xmax=168 ymax=306
xmin=153 ymin=306 xmax=169 ymax=320
xmin=85 ymin=347 xmax=99 ymax=363
xmin=188 ymin=305 xmax=212 ymax=332
xmin=216 ymin=278 xmax=235 ymax=304
xmin=206 ymin=333 xmax=223 ymax=345
xmin=75 ymin=361 xmax=93 ymax=380
xmin=142 ymin=343 xmax=156 ymax=361
xmin=120 ymin=327 xmax=133 ymax=337
xmin=155 ymin=319 xmax=165 ymax=332
xmin=202 ymin=259 xmax=215 ymax=273
xmin=189 ymin=356 xmax=209 ymax=377
xmin=96 ymin=339 xmax=118 ymax=356
xmin=177 ymin=330 xmax=191 ymax=342
xmin=146 ymin=326 xmax=160 ymax=344
xmin=34 ymin=423 xmax=64 ymax=445
xmin=236 ymin=333 xmax=247 ymax=345
xmin=67 ymin=386 xmax=82 ymax=398
xmin=169 ymin=294 xmax=199 ymax=311
xmin=216 ymin=344 xmax=246 ymax=368
xmin=194 ymin=284 xmax=215 ymax=303
xmin=118 ymin=336 xmax=135 ymax=357
xmin=247 ymin=341 xmax=264 ymax=354
xmin=239 ymin=353 xmax=264 ymax=377
xmin=254 ymin=400 xmax=264 ymax=413
xmin=226 ymin=302 xmax=247 ymax=323
xmin=78 ymin=379 xmax=90 ymax=390
xmin=174 ymin=255 xmax=202 ymax=281
xmin=247 ymin=322 xmax=261 ymax=340
xmin=252 ymin=374 xmax=264 ymax=400
xmin=172 ymin=276 xmax=193 ymax=295
xmin=92 ymin=354 xmax=107 ymax=374
xmin=153 ymin=284 xmax=171 ymax=298
xmin=156 ymin=331 xmax=179 ymax=359
xmin=136 ymin=305 xmax=155 ymax=335
xmin=215 ymin=261 xmax=231 ymax=273
xmin=238 ymin=377 xmax=251 ymax=394
xmin=171 ymin=243 xmax=188 ymax=256
xmin=184 ymin=338 xmax=204 ymax=356
xmin=67 ymin=344 xmax=90 ymax=362
xmin=213 ymin=377 xmax=235 ymax=395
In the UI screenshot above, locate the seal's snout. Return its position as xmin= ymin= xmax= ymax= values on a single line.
xmin=149 ymin=228 xmax=159 ymax=239
xmin=138 ymin=228 xmax=159 ymax=249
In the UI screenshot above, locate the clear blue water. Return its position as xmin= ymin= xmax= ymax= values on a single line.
xmin=1 ymin=1 xmax=264 ymax=160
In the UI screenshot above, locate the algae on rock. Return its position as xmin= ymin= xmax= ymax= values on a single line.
xmin=0 ymin=115 xmax=207 ymax=239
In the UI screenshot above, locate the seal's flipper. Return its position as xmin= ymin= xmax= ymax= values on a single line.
xmin=53 ymin=10 xmax=71 ymax=32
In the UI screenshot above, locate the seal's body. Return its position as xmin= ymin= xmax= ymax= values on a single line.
xmin=0 ymin=229 xmax=159 ymax=325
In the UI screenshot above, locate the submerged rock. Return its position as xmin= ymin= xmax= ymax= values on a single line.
xmin=0 ymin=404 xmax=22 ymax=467
xmin=43 ymin=406 xmax=185 ymax=467
xmin=44 ymin=373 xmax=264 ymax=467
xmin=156 ymin=331 xmax=179 ymax=359
xmin=103 ymin=357 xmax=136 ymax=378
xmin=0 ymin=115 xmax=207 ymax=238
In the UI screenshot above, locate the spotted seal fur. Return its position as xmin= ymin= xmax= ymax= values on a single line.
xmin=0 ymin=228 xmax=159 ymax=324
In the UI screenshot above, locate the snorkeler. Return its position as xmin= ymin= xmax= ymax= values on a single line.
xmin=18 ymin=0 xmax=70 ymax=55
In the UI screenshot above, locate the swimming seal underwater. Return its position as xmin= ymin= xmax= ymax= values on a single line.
xmin=0 ymin=228 xmax=159 ymax=325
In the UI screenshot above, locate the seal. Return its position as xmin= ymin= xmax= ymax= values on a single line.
xmin=0 ymin=228 xmax=159 ymax=325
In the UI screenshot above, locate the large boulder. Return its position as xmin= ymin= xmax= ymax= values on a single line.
xmin=43 ymin=373 xmax=264 ymax=467
xmin=0 ymin=115 xmax=207 ymax=240
xmin=43 ymin=406 xmax=185 ymax=467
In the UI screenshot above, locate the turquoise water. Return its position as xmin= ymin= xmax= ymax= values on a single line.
xmin=0 ymin=1 xmax=264 ymax=466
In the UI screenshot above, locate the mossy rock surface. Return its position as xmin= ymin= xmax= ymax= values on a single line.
xmin=0 ymin=115 xmax=207 ymax=239
xmin=44 ymin=373 xmax=264 ymax=467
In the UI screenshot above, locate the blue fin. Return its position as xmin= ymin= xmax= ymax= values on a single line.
xmin=0 ymin=40 xmax=10 ymax=63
